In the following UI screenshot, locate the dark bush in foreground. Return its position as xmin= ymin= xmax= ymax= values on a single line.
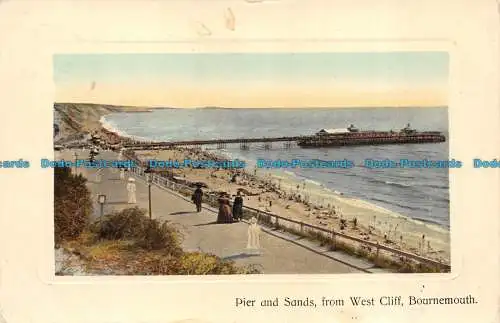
xmin=93 ymin=207 xmax=183 ymax=255
xmin=54 ymin=167 xmax=92 ymax=245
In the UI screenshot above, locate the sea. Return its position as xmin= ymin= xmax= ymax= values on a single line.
xmin=101 ymin=107 xmax=450 ymax=229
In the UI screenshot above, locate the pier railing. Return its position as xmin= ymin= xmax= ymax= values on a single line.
xmin=127 ymin=164 xmax=451 ymax=273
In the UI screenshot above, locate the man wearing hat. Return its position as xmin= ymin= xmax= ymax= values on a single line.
xmin=232 ymin=190 xmax=244 ymax=221
xmin=192 ymin=183 xmax=203 ymax=212
xmin=126 ymin=177 xmax=137 ymax=204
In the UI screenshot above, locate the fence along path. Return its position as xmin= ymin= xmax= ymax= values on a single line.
xmin=128 ymin=164 xmax=451 ymax=272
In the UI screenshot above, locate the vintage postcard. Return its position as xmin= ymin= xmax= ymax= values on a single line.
xmin=0 ymin=0 xmax=498 ymax=323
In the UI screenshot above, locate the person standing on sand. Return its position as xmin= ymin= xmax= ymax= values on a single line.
xmin=126 ymin=177 xmax=137 ymax=204
xmin=192 ymin=184 xmax=203 ymax=212
xmin=232 ymin=191 xmax=244 ymax=221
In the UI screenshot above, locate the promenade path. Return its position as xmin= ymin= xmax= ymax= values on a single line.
xmin=57 ymin=149 xmax=362 ymax=274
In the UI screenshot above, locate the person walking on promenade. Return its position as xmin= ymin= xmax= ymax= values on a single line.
xmin=246 ymin=216 xmax=261 ymax=254
xmin=216 ymin=194 xmax=226 ymax=223
xmin=232 ymin=191 xmax=244 ymax=221
xmin=95 ymin=168 xmax=103 ymax=183
xmin=217 ymin=193 xmax=233 ymax=223
xmin=223 ymin=197 xmax=234 ymax=223
xmin=192 ymin=184 xmax=203 ymax=212
xmin=126 ymin=177 xmax=137 ymax=204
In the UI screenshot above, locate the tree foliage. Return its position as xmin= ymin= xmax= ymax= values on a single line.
xmin=54 ymin=167 xmax=92 ymax=245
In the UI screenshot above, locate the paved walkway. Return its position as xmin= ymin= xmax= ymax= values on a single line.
xmin=57 ymin=150 xmax=362 ymax=274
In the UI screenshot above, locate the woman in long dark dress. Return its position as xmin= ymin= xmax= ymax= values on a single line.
xmin=223 ymin=198 xmax=233 ymax=223
xmin=217 ymin=196 xmax=228 ymax=223
xmin=217 ymin=195 xmax=233 ymax=223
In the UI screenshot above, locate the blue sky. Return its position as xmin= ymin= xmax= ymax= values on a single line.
xmin=53 ymin=52 xmax=449 ymax=107
xmin=54 ymin=52 xmax=448 ymax=85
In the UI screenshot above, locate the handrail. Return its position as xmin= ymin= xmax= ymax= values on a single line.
xmin=126 ymin=159 xmax=450 ymax=271
xmin=242 ymin=206 xmax=449 ymax=270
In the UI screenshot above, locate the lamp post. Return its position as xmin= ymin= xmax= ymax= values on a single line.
xmin=97 ymin=194 xmax=106 ymax=220
xmin=73 ymin=152 xmax=78 ymax=174
xmin=145 ymin=167 xmax=153 ymax=219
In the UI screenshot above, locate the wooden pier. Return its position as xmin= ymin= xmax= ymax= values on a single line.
xmin=120 ymin=136 xmax=307 ymax=150
xmin=67 ymin=127 xmax=446 ymax=151
xmin=116 ymin=131 xmax=445 ymax=150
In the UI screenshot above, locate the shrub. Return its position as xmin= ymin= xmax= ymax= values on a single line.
xmin=85 ymin=207 xmax=263 ymax=275
xmin=178 ymin=252 xmax=243 ymax=275
xmin=136 ymin=251 xmax=261 ymax=275
xmin=54 ymin=167 xmax=92 ymax=245
xmin=93 ymin=207 xmax=183 ymax=255
xmin=66 ymin=208 xmax=262 ymax=275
